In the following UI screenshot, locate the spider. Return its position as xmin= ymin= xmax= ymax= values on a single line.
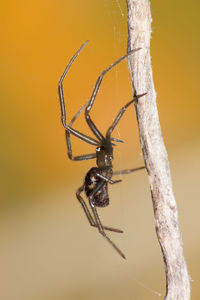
xmin=58 ymin=41 xmax=146 ymax=259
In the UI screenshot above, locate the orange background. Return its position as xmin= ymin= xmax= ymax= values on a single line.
xmin=1 ymin=1 xmax=200 ymax=299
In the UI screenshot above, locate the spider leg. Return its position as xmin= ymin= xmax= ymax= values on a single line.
xmin=58 ymin=42 xmax=98 ymax=160
xmin=58 ymin=40 xmax=88 ymax=128
xmin=58 ymin=42 xmax=126 ymax=150
xmin=68 ymin=101 xmax=89 ymax=127
xmin=76 ymin=186 xmax=123 ymax=233
xmin=62 ymin=101 xmax=97 ymax=160
xmin=65 ymin=101 xmax=121 ymax=152
xmin=85 ymin=48 xmax=142 ymax=142
xmin=63 ymin=101 xmax=123 ymax=159
xmin=113 ymin=166 xmax=146 ymax=176
xmin=76 ymin=186 xmax=97 ymax=226
xmin=96 ymin=172 xmax=122 ymax=184
xmin=64 ymin=125 xmax=98 ymax=146
xmin=89 ymin=199 xmax=126 ymax=259
xmin=106 ymin=93 xmax=147 ymax=138
xmin=88 ymin=180 xmax=126 ymax=259
xmin=64 ymin=128 xmax=97 ymax=160
xmin=111 ymin=137 xmax=124 ymax=143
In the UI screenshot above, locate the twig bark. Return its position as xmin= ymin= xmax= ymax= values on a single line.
xmin=126 ymin=0 xmax=190 ymax=299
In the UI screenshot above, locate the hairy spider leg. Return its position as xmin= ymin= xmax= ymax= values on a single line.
xmin=85 ymin=48 xmax=141 ymax=142
xmin=76 ymin=186 xmax=123 ymax=233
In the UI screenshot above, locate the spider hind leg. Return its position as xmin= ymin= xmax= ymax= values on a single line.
xmin=89 ymin=200 xmax=126 ymax=259
xmin=76 ymin=186 xmax=123 ymax=233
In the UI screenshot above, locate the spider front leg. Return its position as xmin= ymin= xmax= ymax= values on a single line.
xmin=84 ymin=48 xmax=141 ymax=142
xmin=106 ymin=93 xmax=147 ymax=139
xmin=58 ymin=41 xmax=88 ymax=128
xmin=58 ymin=41 xmax=98 ymax=161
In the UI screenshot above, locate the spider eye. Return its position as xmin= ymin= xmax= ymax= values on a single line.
xmin=96 ymin=146 xmax=105 ymax=152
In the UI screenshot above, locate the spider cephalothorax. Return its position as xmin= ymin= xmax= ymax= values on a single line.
xmin=58 ymin=41 xmax=146 ymax=259
xmin=96 ymin=145 xmax=113 ymax=167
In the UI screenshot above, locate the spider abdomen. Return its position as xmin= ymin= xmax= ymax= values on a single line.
xmin=84 ymin=167 xmax=109 ymax=207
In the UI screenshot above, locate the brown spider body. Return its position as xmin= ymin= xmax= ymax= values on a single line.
xmin=84 ymin=144 xmax=113 ymax=207
xmin=84 ymin=167 xmax=110 ymax=207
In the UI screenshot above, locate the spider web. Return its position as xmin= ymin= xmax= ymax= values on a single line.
xmin=115 ymin=0 xmax=124 ymax=17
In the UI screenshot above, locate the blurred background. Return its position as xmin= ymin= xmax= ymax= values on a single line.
xmin=1 ymin=1 xmax=200 ymax=299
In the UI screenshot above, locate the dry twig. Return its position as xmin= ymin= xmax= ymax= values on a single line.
xmin=126 ymin=0 xmax=190 ymax=299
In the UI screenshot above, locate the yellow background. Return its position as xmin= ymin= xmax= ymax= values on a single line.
xmin=1 ymin=1 xmax=200 ymax=299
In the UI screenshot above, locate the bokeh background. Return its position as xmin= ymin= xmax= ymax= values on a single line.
xmin=1 ymin=1 xmax=200 ymax=299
